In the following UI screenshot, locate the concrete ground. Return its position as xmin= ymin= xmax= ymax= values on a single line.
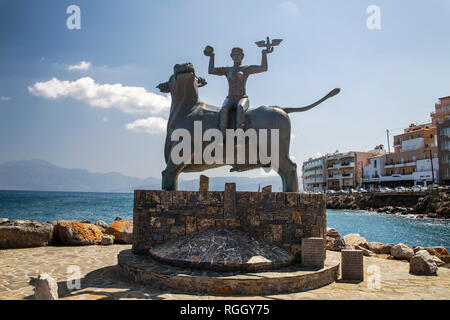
xmin=0 ymin=245 xmax=448 ymax=300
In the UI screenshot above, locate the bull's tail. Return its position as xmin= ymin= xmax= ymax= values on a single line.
xmin=275 ymin=88 xmax=340 ymax=114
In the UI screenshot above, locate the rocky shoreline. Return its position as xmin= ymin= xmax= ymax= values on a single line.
xmin=0 ymin=217 xmax=133 ymax=249
xmin=326 ymin=191 xmax=450 ymax=219
xmin=326 ymin=227 xmax=449 ymax=274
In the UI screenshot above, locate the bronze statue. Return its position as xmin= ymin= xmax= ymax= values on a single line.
xmin=204 ymin=37 xmax=282 ymax=133
xmin=157 ymin=61 xmax=340 ymax=192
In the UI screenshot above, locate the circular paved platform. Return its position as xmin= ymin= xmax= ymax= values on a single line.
xmin=148 ymin=227 xmax=294 ymax=272
xmin=118 ymin=250 xmax=340 ymax=295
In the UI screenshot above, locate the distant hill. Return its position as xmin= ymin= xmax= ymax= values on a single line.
xmin=0 ymin=159 xmax=299 ymax=193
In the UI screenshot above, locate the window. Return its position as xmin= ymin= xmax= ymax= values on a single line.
xmin=442 ymin=141 xmax=450 ymax=151
xmin=412 ymin=156 xmax=416 ymax=161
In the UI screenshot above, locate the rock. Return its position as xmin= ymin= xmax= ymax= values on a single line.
xmin=326 ymin=236 xmax=345 ymax=251
xmin=262 ymin=185 xmax=272 ymax=193
xmin=105 ymin=219 xmax=133 ymax=244
xmin=326 ymin=227 xmax=341 ymax=239
xmin=343 ymin=233 xmax=368 ymax=249
xmin=95 ymin=220 xmax=109 ymax=232
xmin=431 ymin=255 xmax=445 ymax=267
xmin=355 ymin=244 xmax=375 ymax=256
xmin=413 ymin=246 xmax=424 ymax=254
xmin=439 ymin=255 xmax=450 ymax=264
xmin=55 ymin=221 xmax=103 ymax=245
xmin=79 ymin=220 xmax=91 ymax=224
xmin=390 ymin=243 xmax=414 ymax=260
xmin=35 ymin=273 xmax=58 ymax=300
xmin=101 ymin=234 xmax=115 ymax=245
xmin=115 ymin=216 xmax=123 ymax=221
xmin=423 ymin=246 xmax=449 ymax=258
xmin=409 ymin=250 xmax=438 ymax=275
xmin=0 ymin=220 xmax=54 ymax=249
xmin=0 ymin=218 xmax=8 ymax=224
xmin=367 ymin=242 xmax=393 ymax=254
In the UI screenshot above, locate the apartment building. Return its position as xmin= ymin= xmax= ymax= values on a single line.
xmin=302 ymin=150 xmax=375 ymax=191
xmin=302 ymin=156 xmax=327 ymax=192
xmin=326 ymin=151 xmax=373 ymax=190
xmin=432 ymin=96 xmax=450 ymax=185
xmin=363 ymin=123 xmax=439 ymax=189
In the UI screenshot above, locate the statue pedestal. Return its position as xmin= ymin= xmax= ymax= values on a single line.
xmin=132 ymin=187 xmax=326 ymax=262
xmin=119 ymin=186 xmax=338 ymax=294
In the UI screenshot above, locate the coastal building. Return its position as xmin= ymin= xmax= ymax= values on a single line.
xmin=302 ymin=156 xmax=327 ymax=192
xmin=326 ymin=151 xmax=373 ymax=190
xmin=302 ymin=150 xmax=377 ymax=191
xmin=431 ymin=96 xmax=450 ymax=185
xmin=363 ymin=123 xmax=439 ymax=189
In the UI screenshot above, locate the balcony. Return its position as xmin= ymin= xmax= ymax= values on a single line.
xmin=384 ymin=161 xmax=416 ymax=169
xmin=328 ymin=174 xmax=341 ymax=180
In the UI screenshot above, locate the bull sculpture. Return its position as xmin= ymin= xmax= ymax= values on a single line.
xmin=157 ymin=63 xmax=340 ymax=192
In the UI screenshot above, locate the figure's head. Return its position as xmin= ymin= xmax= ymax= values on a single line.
xmin=230 ymin=47 xmax=244 ymax=64
xmin=156 ymin=63 xmax=206 ymax=96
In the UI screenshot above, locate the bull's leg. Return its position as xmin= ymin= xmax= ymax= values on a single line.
xmin=277 ymin=156 xmax=299 ymax=192
xmin=162 ymin=161 xmax=186 ymax=191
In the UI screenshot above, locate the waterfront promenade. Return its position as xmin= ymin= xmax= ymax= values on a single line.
xmin=1 ymin=245 xmax=449 ymax=300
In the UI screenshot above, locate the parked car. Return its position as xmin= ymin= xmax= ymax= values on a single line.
xmin=326 ymin=190 xmax=337 ymax=194
xmin=411 ymin=185 xmax=422 ymax=192
xmin=395 ymin=186 xmax=408 ymax=192
xmin=349 ymin=188 xmax=358 ymax=194
xmin=358 ymin=188 xmax=369 ymax=193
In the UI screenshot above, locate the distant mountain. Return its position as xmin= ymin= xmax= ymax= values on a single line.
xmin=0 ymin=159 xmax=160 ymax=193
xmin=0 ymin=159 xmax=299 ymax=193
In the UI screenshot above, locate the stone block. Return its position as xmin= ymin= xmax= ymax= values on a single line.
xmin=199 ymin=175 xmax=209 ymax=192
xmin=301 ymin=237 xmax=325 ymax=268
xmin=341 ymin=249 xmax=364 ymax=281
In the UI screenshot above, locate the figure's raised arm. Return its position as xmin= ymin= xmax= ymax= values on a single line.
xmin=246 ymin=47 xmax=273 ymax=75
xmin=204 ymin=45 xmax=226 ymax=76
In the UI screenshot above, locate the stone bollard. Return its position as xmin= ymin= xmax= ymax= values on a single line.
xmin=262 ymin=185 xmax=272 ymax=193
xmin=35 ymin=273 xmax=58 ymax=300
xmin=341 ymin=249 xmax=364 ymax=281
xmin=199 ymin=175 xmax=210 ymax=192
xmin=301 ymin=237 xmax=325 ymax=268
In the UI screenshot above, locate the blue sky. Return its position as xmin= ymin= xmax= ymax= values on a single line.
xmin=0 ymin=0 xmax=449 ymax=180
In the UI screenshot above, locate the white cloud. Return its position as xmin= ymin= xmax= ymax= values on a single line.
xmin=125 ymin=116 xmax=167 ymax=134
xmin=67 ymin=61 xmax=91 ymax=71
xmin=279 ymin=1 xmax=300 ymax=15
xmin=102 ymin=116 xmax=109 ymax=122
xmin=0 ymin=97 xmax=11 ymax=101
xmin=28 ymin=77 xmax=171 ymax=115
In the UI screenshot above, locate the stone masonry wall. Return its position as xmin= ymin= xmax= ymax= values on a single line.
xmin=133 ymin=186 xmax=326 ymax=261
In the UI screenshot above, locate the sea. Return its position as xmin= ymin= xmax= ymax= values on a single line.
xmin=0 ymin=190 xmax=449 ymax=248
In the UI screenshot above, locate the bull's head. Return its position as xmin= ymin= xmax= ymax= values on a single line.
xmin=156 ymin=63 xmax=207 ymax=95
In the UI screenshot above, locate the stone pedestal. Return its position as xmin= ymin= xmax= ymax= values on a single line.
xmin=341 ymin=249 xmax=364 ymax=281
xmin=132 ymin=189 xmax=326 ymax=261
xmin=301 ymin=237 xmax=325 ymax=268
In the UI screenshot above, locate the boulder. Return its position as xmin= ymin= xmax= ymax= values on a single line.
xmin=390 ymin=243 xmax=414 ymax=260
xmin=35 ymin=273 xmax=58 ymax=300
xmin=413 ymin=246 xmax=424 ymax=254
xmin=409 ymin=250 xmax=438 ymax=275
xmin=101 ymin=234 xmax=115 ymax=245
xmin=355 ymin=244 xmax=375 ymax=256
xmin=105 ymin=219 xmax=133 ymax=244
xmin=431 ymin=255 xmax=445 ymax=267
xmin=55 ymin=221 xmax=103 ymax=245
xmin=343 ymin=233 xmax=368 ymax=249
xmin=367 ymin=242 xmax=393 ymax=254
xmin=423 ymin=246 xmax=449 ymax=258
xmin=79 ymin=220 xmax=91 ymax=224
xmin=439 ymin=255 xmax=450 ymax=264
xmin=0 ymin=220 xmax=54 ymax=249
xmin=95 ymin=220 xmax=109 ymax=232
xmin=0 ymin=218 xmax=8 ymax=224
xmin=326 ymin=227 xmax=341 ymax=239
